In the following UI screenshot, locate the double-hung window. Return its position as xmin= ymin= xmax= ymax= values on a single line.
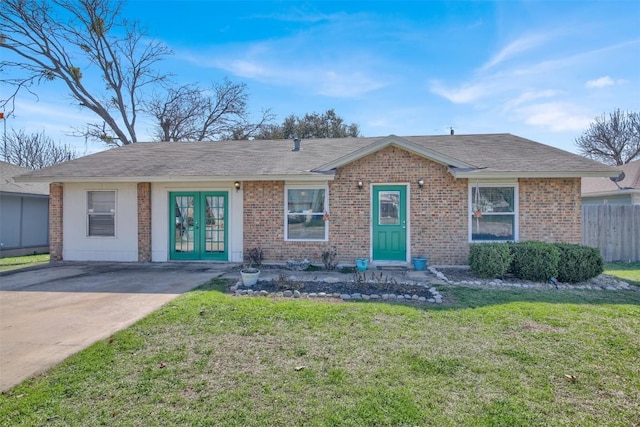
xmin=87 ymin=191 xmax=116 ymax=237
xmin=285 ymin=186 xmax=328 ymax=241
xmin=469 ymin=183 xmax=517 ymax=242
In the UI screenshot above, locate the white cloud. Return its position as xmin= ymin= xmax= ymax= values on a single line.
xmin=585 ymin=76 xmax=614 ymax=88
xmin=429 ymin=80 xmax=497 ymax=104
xmin=516 ymin=102 xmax=592 ymax=132
xmin=480 ymin=34 xmax=548 ymax=71
xmin=504 ymin=90 xmax=561 ymax=109
xmin=182 ymin=44 xmax=387 ymax=99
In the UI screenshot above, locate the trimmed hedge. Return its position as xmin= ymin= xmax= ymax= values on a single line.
xmin=510 ymin=241 xmax=560 ymax=282
xmin=469 ymin=243 xmax=513 ymax=278
xmin=554 ymin=243 xmax=604 ymax=283
xmin=467 ymin=241 xmax=604 ymax=283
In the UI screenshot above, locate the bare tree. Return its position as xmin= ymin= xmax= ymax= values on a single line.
xmin=0 ymin=0 xmax=171 ymax=145
xmin=253 ymin=109 xmax=361 ymax=140
xmin=2 ymin=129 xmax=78 ymax=169
xmin=148 ymin=79 xmax=275 ymax=141
xmin=576 ymin=109 xmax=640 ymax=165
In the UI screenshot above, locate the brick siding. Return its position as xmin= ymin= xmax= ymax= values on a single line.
xmin=49 ymin=183 xmax=63 ymax=261
xmin=137 ymin=182 xmax=152 ymax=262
xmin=243 ymin=146 xmax=470 ymax=265
xmin=241 ymin=148 xmax=583 ymax=266
xmin=519 ymin=178 xmax=581 ymax=243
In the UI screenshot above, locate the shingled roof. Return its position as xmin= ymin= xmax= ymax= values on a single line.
xmin=0 ymin=161 xmax=49 ymax=195
xmin=582 ymin=159 xmax=640 ymax=196
xmin=15 ymin=134 xmax=617 ymax=183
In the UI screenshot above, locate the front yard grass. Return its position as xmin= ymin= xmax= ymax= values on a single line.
xmin=0 ymin=254 xmax=49 ymax=272
xmin=1 ymin=279 xmax=639 ymax=426
xmin=605 ymin=261 xmax=640 ymax=286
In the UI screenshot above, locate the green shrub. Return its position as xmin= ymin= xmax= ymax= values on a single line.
xmin=554 ymin=243 xmax=604 ymax=283
xmin=511 ymin=241 xmax=560 ymax=282
xmin=469 ymin=243 xmax=513 ymax=278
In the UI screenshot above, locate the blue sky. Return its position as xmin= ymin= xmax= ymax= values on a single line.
xmin=5 ymin=0 xmax=640 ymax=155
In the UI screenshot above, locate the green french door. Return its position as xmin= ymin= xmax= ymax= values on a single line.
xmin=372 ymin=185 xmax=407 ymax=261
xmin=170 ymin=192 xmax=228 ymax=260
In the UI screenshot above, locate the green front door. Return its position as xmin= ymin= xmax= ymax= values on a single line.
xmin=170 ymin=192 xmax=228 ymax=260
xmin=372 ymin=185 xmax=407 ymax=261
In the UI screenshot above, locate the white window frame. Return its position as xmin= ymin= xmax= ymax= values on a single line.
xmin=468 ymin=181 xmax=518 ymax=243
xmin=87 ymin=190 xmax=116 ymax=237
xmin=284 ymin=184 xmax=329 ymax=241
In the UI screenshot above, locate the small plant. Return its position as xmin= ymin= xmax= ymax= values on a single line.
xmin=244 ymin=247 xmax=264 ymax=271
xmin=352 ymin=271 xmax=366 ymax=286
xmin=274 ymin=273 xmax=304 ymax=291
xmin=351 ymin=271 xmax=398 ymax=293
xmin=321 ymin=246 xmax=338 ymax=271
xmin=286 ymin=259 xmax=310 ymax=271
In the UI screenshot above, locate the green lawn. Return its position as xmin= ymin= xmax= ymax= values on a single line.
xmin=605 ymin=262 xmax=640 ymax=286
xmin=1 ymin=279 xmax=639 ymax=426
xmin=0 ymin=254 xmax=49 ymax=272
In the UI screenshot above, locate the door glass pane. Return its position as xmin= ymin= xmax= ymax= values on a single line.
xmin=378 ymin=191 xmax=400 ymax=225
xmin=205 ymin=195 xmax=225 ymax=253
xmin=175 ymin=196 xmax=195 ymax=253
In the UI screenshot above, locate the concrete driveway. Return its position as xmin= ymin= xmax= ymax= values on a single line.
xmin=0 ymin=262 xmax=230 ymax=391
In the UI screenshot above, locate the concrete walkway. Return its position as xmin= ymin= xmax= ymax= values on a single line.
xmin=0 ymin=262 xmax=227 ymax=391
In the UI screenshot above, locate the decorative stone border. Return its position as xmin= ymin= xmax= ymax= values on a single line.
xmin=428 ymin=266 xmax=635 ymax=291
xmin=229 ymin=277 xmax=444 ymax=304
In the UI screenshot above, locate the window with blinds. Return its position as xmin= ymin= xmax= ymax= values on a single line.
xmin=87 ymin=191 xmax=116 ymax=237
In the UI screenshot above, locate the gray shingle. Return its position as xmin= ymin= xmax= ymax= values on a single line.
xmin=0 ymin=161 xmax=49 ymax=195
xmin=15 ymin=134 xmax=616 ymax=182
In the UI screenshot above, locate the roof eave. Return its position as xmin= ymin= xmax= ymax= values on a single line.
xmin=0 ymin=190 xmax=49 ymax=197
xmin=449 ymin=169 xmax=622 ymax=179
xmin=582 ymin=189 xmax=640 ymax=197
xmin=14 ymin=172 xmax=335 ymax=184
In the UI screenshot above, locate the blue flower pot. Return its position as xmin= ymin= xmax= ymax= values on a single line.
xmin=356 ymin=258 xmax=369 ymax=271
xmin=412 ymin=257 xmax=427 ymax=271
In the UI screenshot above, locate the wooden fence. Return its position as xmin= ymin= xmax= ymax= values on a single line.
xmin=582 ymin=205 xmax=640 ymax=262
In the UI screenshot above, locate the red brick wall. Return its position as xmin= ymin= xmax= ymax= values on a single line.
xmin=242 ymin=146 xmax=470 ymax=265
xmin=137 ymin=182 xmax=152 ymax=262
xmin=331 ymin=146 xmax=469 ymax=265
xmin=519 ymin=178 xmax=581 ymax=243
xmin=49 ymin=183 xmax=63 ymax=261
xmin=242 ymin=151 xmax=583 ymax=265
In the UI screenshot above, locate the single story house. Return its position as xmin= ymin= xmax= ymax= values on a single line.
xmin=582 ymin=159 xmax=640 ymax=205
xmin=0 ymin=161 xmax=50 ymax=257
xmin=15 ymin=134 xmax=618 ymax=266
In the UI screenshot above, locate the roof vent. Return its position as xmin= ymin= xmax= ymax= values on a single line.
xmin=450 ymin=128 xmax=454 ymax=135
xmin=292 ymin=138 xmax=301 ymax=151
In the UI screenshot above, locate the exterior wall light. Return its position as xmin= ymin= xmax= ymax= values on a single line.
xmin=357 ymin=180 xmax=364 ymax=190
xmin=234 ymin=181 xmax=241 ymax=192
xmin=417 ymin=178 xmax=425 ymax=188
